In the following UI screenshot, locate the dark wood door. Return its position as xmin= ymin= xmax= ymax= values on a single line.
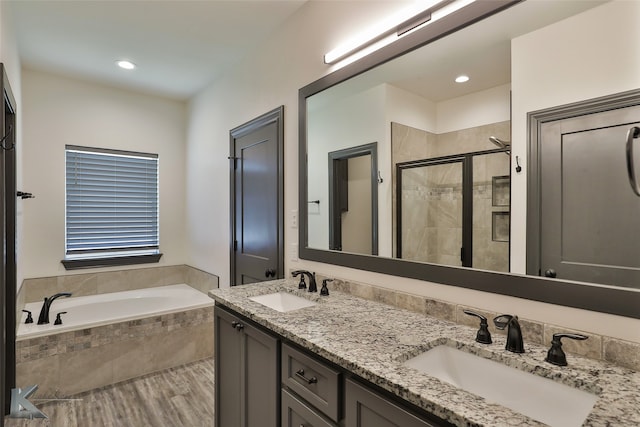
xmin=1 ymin=64 xmax=17 ymax=422
xmin=230 ymin=107 xmax=284 ymax=285
xmin=539 ymin=104 xmax=640 ymax=286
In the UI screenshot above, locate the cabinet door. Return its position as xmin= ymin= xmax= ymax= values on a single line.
xmin=215 ymin=306 xmax=280 ymax=427
xmin=345 ymin=379 xmax=444 ymax=427
xmin=215 ymin=307 xmax=243 ymax=427
xmin=244 ymin=320 xmax=279 ymax=427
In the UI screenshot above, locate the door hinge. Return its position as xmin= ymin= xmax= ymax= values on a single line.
xmin=234 ymin=240 xmax=238 ymax=251
xmin=228 ymin=156 xmax=239 ymax=169
xmin=460 ymin=247 xmax=465 ymax=263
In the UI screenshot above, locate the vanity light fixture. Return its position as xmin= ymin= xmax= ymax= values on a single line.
xmin=323 ymin=0 xmax=473 ymax=66
xmin=116 ymin=60 xmax=136 ymax=70
xmin=455 ymin=75 xmax=470 ymax=83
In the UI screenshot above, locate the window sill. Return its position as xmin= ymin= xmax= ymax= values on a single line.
xmin=61 ymin=253 xmax=163 ymax=270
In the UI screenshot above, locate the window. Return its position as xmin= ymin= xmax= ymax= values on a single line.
xmin=63 ymin=145 xmax=161 ymax=269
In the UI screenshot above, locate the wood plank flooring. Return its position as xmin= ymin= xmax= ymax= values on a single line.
xmin=5 ymin=358 xmax=215 ymax=427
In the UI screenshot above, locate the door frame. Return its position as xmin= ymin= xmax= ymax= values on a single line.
xmin=1 ymin=63 xmax=17 ymax=420
xmin=527 ymin=88 xmax=640 ymax=276
xmin=328 ymin=142 xmax=378 ymax=255
xmin=229 ymin=106 xmax=284 ymax=286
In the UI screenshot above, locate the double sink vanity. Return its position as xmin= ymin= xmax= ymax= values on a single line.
xmin=209 ymin=279 xmax=640 ymax=427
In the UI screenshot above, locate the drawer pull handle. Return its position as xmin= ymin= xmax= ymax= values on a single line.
xmin=295 ymin=369 xmax=317 ymax=384
xmin=231 ymin=321 xmax=244 ymax=330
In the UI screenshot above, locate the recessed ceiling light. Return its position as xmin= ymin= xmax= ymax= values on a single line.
xmin=455 ymin=75 xmax=470 ymax=83
xmin=116 ymin=60 xmax=136 ymax=70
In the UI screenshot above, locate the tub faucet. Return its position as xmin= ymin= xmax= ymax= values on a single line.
xmin=37 ymin=292 xmax=72 ymax=325
xmin=291 ymin=270 xmax=317 ymax=292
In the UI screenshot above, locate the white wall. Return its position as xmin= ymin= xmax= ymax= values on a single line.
xmin=21 ymin=69 xmax=187 ymax=278
xmin=510 ymin=0 xmax=640 ymax=273
xmin=187 ymin=0 xmax=639 ymax=343
xmin=307 ymin=85 xmax=385 ymax=249
xmin=1 ymin=0 xmax=23 ymax=289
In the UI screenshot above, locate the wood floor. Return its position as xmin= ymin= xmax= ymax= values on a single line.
xmin=4 ymin=358 xmax=215 ymax=427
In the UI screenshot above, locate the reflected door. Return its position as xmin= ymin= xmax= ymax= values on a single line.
xmin=539 ymin=105 xmax=640 ymax=286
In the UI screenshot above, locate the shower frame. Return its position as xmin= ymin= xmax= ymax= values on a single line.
xmin=395 ymin=147 xmax=509 ymax=267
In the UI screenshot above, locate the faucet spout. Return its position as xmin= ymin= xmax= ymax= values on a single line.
xmin=37 ymin=292 xmax=72 ymax=325
xmin=493 ymin=314 xmax=525 ymax=353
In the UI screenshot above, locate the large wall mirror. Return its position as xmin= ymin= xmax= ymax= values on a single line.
xmin=299 ymin=0 xmax=640 ymax=318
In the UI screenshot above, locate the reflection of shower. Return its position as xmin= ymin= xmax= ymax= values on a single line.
xmin=489 ymin=136 xmax=511 ymax=155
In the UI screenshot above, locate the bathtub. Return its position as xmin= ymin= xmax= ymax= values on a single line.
xmin=18 ymin=284 xmax=214 ymax=339
xmin=16 ymin=283 xmax=215 ymax=396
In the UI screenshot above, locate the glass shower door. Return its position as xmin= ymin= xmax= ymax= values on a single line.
xmin=398 ymin=160 xmax=463 ymax=267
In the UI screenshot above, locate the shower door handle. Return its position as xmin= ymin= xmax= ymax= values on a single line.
xmin=625 ymin=126 xmax=640 ymax=196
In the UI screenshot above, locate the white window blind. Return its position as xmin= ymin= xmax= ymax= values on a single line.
xmin=65 ymin=145 xmax=159 ymax=258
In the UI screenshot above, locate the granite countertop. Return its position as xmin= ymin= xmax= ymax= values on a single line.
xmin=209 ymin=280 xmax=640 ymax=427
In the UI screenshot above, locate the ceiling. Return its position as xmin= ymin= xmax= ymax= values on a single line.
xmin=9 ymin=0 xmax=307 ymax=100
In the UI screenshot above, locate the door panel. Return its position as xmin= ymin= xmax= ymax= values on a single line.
xmin=231 ymin=107 xmax=284 ymax=286
xmin=540 ymin=105 xmax=640 ymax=286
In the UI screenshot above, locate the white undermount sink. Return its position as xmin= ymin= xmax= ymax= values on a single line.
xmin=249 ymin=292 xmax=317 ymax=313
xmin=403 ymin=345 xmax=598 ymax=427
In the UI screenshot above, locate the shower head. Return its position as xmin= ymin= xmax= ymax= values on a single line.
xmin=489 ymin=136 xmax=511 ymax=149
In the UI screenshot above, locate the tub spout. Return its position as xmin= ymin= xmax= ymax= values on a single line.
xmin=37 ymin=292 xmax=72 ymax=325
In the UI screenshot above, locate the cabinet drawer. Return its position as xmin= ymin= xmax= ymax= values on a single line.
xmin=345 ymin=379 xmax=444 ymax=427
xmin=282 ymin=389 xmax=337 ymax=427
xmin=281 ymin=344 xmax=341 ymax=422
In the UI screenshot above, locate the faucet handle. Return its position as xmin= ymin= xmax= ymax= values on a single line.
xmin=320 ymin=279 xmax=333 ymax=296
xmin=54 ymin=312 xmax=67 ymax=326
xmin=291 ymin=270 xmax=308 ymax=289
xmin=463 ymin=310 xmax=492 ymax=344
xmin=545 ymin=333 xmax=588 ymax=366
xmin=22 ymin=310 xmax=33 ymax=324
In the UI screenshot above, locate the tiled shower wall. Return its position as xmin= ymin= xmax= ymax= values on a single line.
xmin=391 ymin=121 xmax=510 ymax=271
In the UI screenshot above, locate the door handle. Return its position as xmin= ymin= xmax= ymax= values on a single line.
xmin=625 ymin=126 xmax=640 ymax=196
xmin=544 ymin=269 xmax=557 ymax=278
xmin=265 ymin=268 xmax=276 ymax=278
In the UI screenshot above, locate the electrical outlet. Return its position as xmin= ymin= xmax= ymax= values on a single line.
xmin=290 ymin=243 xmax=298 ymax=262
xmin=291 ymin=209 xmax=298 ymax=229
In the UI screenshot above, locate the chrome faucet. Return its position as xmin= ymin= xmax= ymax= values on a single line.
xmin=37 ymin=292 xmax=72 ymax=325
xmin=493 ymin=314 xmax=525 ymax=353
xmin=291 ymin=270 xmax=317 ymax=292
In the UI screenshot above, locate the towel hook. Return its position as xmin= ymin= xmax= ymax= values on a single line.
xmin=0 ymin=124 xmax=14 ymax=151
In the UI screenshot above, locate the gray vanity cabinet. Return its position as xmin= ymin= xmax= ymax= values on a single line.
xmin=345 ymin=379 xmax=442 ymax=427
xmin=215 ymin=306 xmax=279 ymax=427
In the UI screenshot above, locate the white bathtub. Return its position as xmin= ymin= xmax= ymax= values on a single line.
xmin=17 ymin=284 xmax=214 ymax=339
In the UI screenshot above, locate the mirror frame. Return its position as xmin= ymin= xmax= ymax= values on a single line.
xmin=298 ymin=0 xmax=640 ymax=319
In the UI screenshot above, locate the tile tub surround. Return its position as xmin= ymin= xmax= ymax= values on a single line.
xmin=16 ymin=306 xmax=214 ymax=397
xmin=17 ymin=264 xmax=219 ymax=323
xmin=209 ymin=280 xmax=640 ymax=427
xmin=20 ymin=264 xmax=219 ymax=303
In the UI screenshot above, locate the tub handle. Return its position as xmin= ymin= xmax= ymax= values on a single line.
xmin=54 ymin=312 xmax=67 ymax=325
xmin=22 ymin=310 xmax=33 ymax=324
